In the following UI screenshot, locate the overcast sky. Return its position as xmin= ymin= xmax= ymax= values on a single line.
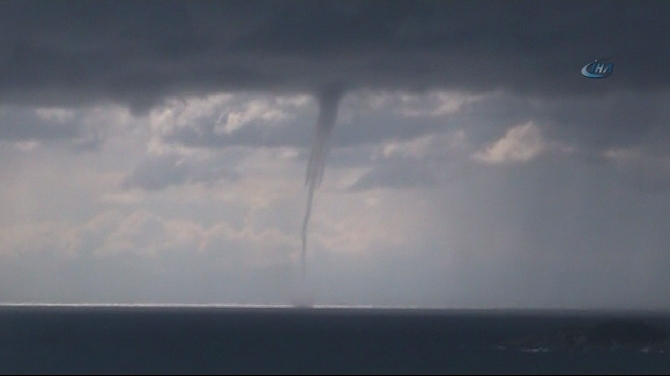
xmin=1 ymin=1 xmax=670 ymax=308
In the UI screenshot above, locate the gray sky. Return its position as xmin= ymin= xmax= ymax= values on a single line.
xmin=1 ymin=1 xmax=670 ymax=308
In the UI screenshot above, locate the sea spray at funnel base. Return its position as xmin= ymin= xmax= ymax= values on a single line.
xmin=301 ymin=86 xmax=344 ymax=285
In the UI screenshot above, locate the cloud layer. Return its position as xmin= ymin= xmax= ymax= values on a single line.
xmin=0 ymin=1 xmax=669 ymax=111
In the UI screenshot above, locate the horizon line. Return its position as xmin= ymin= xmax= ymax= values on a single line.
xmin=0 ymin=303 xmax=668 ymax=312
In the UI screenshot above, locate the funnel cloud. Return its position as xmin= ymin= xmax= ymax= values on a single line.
xmin=302 ymin=86 xmax=344 ymax=284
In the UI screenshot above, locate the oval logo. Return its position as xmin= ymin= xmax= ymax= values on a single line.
xmin=581 ymin=59 xmax=614 ymax=78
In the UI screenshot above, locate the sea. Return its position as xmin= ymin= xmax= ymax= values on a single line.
xmin=0 ymin=305 xmax=669 ymax=374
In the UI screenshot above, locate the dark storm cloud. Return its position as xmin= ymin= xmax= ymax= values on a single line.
xmin=0 ymin=0 xmax=668 ymax=112
xmin=527 ymin=92 xmax=670 ymax=152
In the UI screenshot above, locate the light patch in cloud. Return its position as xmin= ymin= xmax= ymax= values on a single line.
xmin=149 ymin=94 xmax=234 ymax=146
xmin=603 ymin=147 xmax=648 ymax=164
xmin=473 ymin=121 xmax=547 ymax=164
xmin=398 ymin=92 xmax=486 ymax=118
xmin=307 ymin=189 xmax=426 ymax=256
xmin=34 ymin=108 xmax=76 ymax=123
xmin=0 ymin=222 xmax=71 ymax=257
xmin=214 ymin=97 xmax=303 ymax=135
xmin=349 ymin=130 xmax=473 ymax=191
xmin=148 ymin=93 xmax=312 ymax=153
xmin=103 ymin=210 xmax=168 ymax=257
xmin=0 ymin=104 xmax=136 ymax=154
xmin=602 ymin=146 xmax=670 ymax=192
xmin=121 ymin=154 xmax=189 ymax=191
xmin=13 ymin=140 xmax=40 ymax=152
xmin=66 ymin=210 xmax=174 ymax=257
xmin=72 ymin=105 xmax=137 ymax=152
xmin=377 ymin=130 xmax=470 ymax=161
xmin=346 ymin=91 xmax=484 ymax=119
xmin=202 ymin=222 xmax=297 ymax=268
xmin=53 ymin=207 xmax=297 ymax=267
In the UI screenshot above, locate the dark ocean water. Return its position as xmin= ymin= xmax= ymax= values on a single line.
xmin=0 ymin=306 xmax=669 ymax=374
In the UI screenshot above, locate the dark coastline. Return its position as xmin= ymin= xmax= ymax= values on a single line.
xmin=0 ymin=306 xmax=669 ymax=374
